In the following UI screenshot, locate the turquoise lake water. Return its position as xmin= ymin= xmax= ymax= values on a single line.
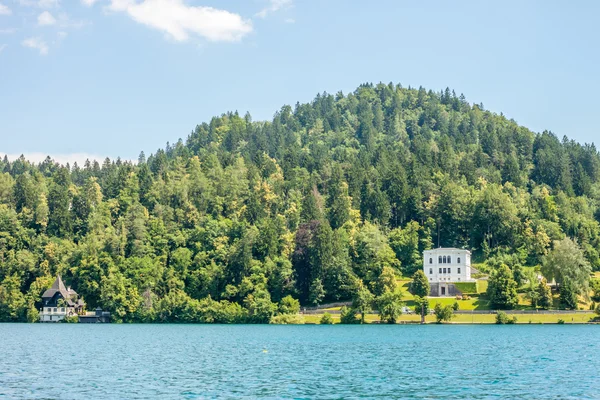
xmin=0 ymin=324 xmax=598 ymax=399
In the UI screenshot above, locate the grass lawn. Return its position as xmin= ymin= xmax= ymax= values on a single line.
xmin=303 ymin=312 xmax=597 ymax=324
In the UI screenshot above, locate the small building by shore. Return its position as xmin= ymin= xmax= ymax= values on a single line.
xmin=40 ymin=276 xmax=110 ymax=323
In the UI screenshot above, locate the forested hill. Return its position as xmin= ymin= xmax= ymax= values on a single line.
xmin=1 ymin=82 xmax=600 ymax=322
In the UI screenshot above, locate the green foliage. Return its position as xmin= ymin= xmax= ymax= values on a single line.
xmin=559 ymin=278 xmax=578 ymax=310
xmin=320 ymin=312 xmax=334 ymax=324
xmin=352 ymin=283 xmax=375 ymax=324
xmin=536 ymin=279 xmax=553 ymax=309
xmin=269 ymin=314 xmax=305 ymax=324
xmin=487 ymin=264 xmax=519 ymax=309
xmin=2 ymin=82 xmax=600 ymax=323
xmin=434 ymin=302 xmax=454 ymax=323
xmin=452 ymin=301 xmax=459 ymax=311
xmin=413 ymin=296 xmax=429 ymax=322
xmin=375 ymin=290 xmax=403 ymax=324
xmin=495 ymin=311 xmax=517 ymax=324
xmin=542 ymin=238 xmax=592 ymax=296
xmin=410 ymin=270 xmax=430 ymax=298
xmin=278 ymin=295 xmax=300 ymax=315
xmin=339 ymin=306 xmax=359 ymax=324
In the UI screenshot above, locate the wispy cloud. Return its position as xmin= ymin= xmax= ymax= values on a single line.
xmin=0 ymin=28 xmax=16 ymax=34
xmin=0 ymin=44 xmax=6 ymax=53
xmin=38 ymin=10 xmax=56 ymax=25
xmin=22 ymin=37 xmax=49 ymax=55
xmin=0 ymin=3 xmax=11 ymax=15
xmin=108 ymin=0 xmax=253 ymax=42
xmin=2 ymin=152 xmax=116 ymax=166
xmin=81 ymin=0 xmax=99 ymax=6
xmin=255 ymin=0 xmax=292 ymax=18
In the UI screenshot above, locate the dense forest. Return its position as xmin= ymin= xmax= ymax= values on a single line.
xmin=1 ymin=82 xmax=600 ymax=322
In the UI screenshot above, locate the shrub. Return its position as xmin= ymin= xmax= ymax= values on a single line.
xmin=269 ymin=314 xmax=305 ymax=324
xmin=62 ymin=315 xmax=79 ymax=323
xmin=339 ymin=306 xmax=359 ymax=324
xmin=320 ymin=313 xmax=334 ymax=324
xmin=557 ymin=319 xmax=565 ymax=324
xmin=452 ymin=301 xmax=459 ymax=311
xmin=434 ymin=302 xmax=454 ymax=323
xmin=495 ymin=311 xmax=517 ymax=324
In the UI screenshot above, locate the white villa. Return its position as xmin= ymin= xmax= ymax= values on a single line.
xmin=423 ymin=248 xmax=475 ymax=296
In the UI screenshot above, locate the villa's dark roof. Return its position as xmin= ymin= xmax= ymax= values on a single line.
xmin=41 ymin=276 xmax=81 ymax=306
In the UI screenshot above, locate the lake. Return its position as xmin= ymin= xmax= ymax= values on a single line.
xmin=0 ymin=324 xmax=597 ymax=399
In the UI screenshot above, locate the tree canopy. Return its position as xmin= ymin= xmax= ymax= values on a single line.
xmin=1 ymin=82 xmax=600 ymax=322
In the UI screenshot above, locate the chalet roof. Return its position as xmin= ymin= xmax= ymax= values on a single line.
xmin=41 ymin=276 xmax=80 ymax=306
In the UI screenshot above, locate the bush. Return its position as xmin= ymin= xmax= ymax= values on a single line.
xmin=320 ymin=313 xmax=334 ymax=324
xmin=495 ymin=311 xmax=517 ymax=324
xmin=278 ymin=295 xmax=300 ymax=315
xmin=434 ymin=302 xmax=454 ymax=323
xmin=452 ymin=301 xmax=460 ymax=311
xmin=339 ymin=306 xmax=359 ymax=324
xmin=62 ymin=315 xmax=79 ymax=323
xmin=557 ymin=319 xmax=565 ymax=324
xmin=269 ymin=314 xmax=305 ymax=324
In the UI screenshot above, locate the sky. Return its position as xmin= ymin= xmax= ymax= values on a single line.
xmin=0 ymin=0 xmax=599 ymax=165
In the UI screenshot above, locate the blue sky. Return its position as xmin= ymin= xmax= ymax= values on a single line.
xmin=0 ymin=0 xmax=598 ymax=165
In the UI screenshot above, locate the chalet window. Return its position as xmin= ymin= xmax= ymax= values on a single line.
xmin=60 ymin=308 xmax=65 ymax=312
xmin=458 ymin=268 xmax=461 ymax=274
xmin=457 ymin=257 xmax=461 ymax=264
xmin=429 ymin=268 xmax=432 ymax=274
xmin=448 ymin=268 xmax=451 ymax=274
xmin=439 ymin=256 xmax=442 ymax=263
xmin=54 ymin=308 xmax=57 ymax=312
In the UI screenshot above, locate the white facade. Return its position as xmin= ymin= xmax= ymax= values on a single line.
xmin=423 ymin=248 xmax=474 ymax=283
xmin=39 ymin=306 xmax=76 ymax=322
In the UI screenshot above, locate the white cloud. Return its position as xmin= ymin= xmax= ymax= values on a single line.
xmin=2 ymin=152 xmax=115 ymax=166
xmin=57 ymin=31 xmax=67 ymax=39
xmin=284 ymin=18 xmax=294 ymax=24
xmin=0 ymin=44 xmax=6 ymax=53
xmin=38 ymin=10 xmax=56 ymax=25
xmin=108 ymin=0 xmax=252 ymax=42
xmin=22 ymin=37 xmax=49 ymax=55
xmin=255 ymin=0 xmax=292 ymax=18
xmin=81 ymin=0 xmax=99 ymax=6
xmin=0 ymin=28 xmax=16 ymax=34
xmin=0 ymin=3 xmax=11 ymax=15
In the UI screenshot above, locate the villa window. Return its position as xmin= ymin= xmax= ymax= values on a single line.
xmin=443 ymin=268 xmax=446 ymax=274
xmin=458 ymin=268 xmax=461 ymax=274
xmin=457 ymin=257 xmax=461 ymax=264
xmin=442 ymin=256 xmax=446 ymax=263
xmin=439 ymin=268 xmax=442 ymax=273
xmin=458 ymin=278 xmax=461 ymax=281
xmin=448 ymin=268 xmax=451 ymax=274
xmin=439 ymin=256 xmax=442 ymax=263
xmin=429 ymin=268 xmax=432 ymax=274
xmin=447 ymin=256 xmax=451 ymax=263
xmin=429 ymin=258 xmax=433 ymax=264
